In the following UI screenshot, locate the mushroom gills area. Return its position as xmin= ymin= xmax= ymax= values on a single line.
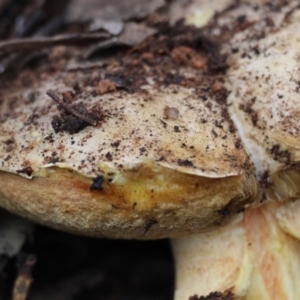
xmin=0 ymin=165 xmax=253 ymax=239
xmin=172 ymin=200 xmax=300 ymax=300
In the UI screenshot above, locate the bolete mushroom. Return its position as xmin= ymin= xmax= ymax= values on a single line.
xmin=1 ymin=0 xmax=300 ymax=299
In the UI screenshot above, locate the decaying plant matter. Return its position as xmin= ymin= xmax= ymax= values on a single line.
xmin=1 ymin=0 xmax=300 ymax=299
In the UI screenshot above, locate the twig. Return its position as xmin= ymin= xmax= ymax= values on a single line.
xmin=12 ymin=254 xmax=37 ymax=300
xmin=0 ymin=32 xmax=111 ymax=53
xmin=46 ymin=90 xmax=96 ymax=126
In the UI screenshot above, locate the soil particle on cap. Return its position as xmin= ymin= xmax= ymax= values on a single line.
xmin=96 ymin=79 xmax=117 ymax=95
xmin=5 ymin=143 xmax=14 ymax=152
xmin=48 ymin=157 xmax=60 ymax=164
xmin=260 ymin=170 xmax=270 ymax=189
xmin=218 ymin=105 xmax=237 ymax=134
xmin=111 ymin=140 xmax=121 ymax=148
xmin=105 ymin=152 xmax=113 ymax=162
xmin=24 ymin=113 xmax=40 ymax=126
xmin=44 ymin=134 xmax=55 ymax=144
xmin=164 ymin=106 xmax=179 ymax=120
xmin=212 ymin=83 xmax=228 ymax=105
xmin=90 ymin=175 xmax=104 ymax=190
xmin=52 ymin=113 xmax=86 ymax=134
xmin=174 ymin=126 xmax=180 ymax=132
xmin=212 ymin=129 xmax=218 ymax=138
xmin=17 ymin=166 xmax=33 ymax=176
xmin=4 ymin=155 xmax=12 ymax=161
xmin=239 ymin=96 xmax=258 ymax=127
xmin=4 ymin=138 xmax=15 ymax=152
xmin=189 ymin=289 xmax=234 ymax=300
xmin=177 ymin=159 xmax=194 ymax=167
xmin=43 ymin=155 xmax=60 ymax=165
xmin=269 ymin=144 xmax=291 ymax=164
xmin=170 ymin=46 xmax=206 ymax=69
xmin=159 ymin=120 xmax=167 ymax=128
xmin=291 ymin=161 xmax=300 ymax=172
xmin=139 ymin=147 xmax=147 ymax=153
xmin=237 ymin=15 xmax=247 ymax=24
xmin=51 ymin=102 xmax=104 ymax=134
xmin=62 ymin=91 xmax=75 ymax=102
xmin=235 ymin=139 xmax=243 ymax=149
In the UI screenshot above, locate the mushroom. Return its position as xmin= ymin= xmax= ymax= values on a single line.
xmin=1 ymin=0 xmax=300 ymax=299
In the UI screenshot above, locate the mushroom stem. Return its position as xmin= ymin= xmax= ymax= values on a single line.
xmin=171 ymin=216 xmax=251 ymax=300
xmin=171 ymin=201 xmax=300 ymax=300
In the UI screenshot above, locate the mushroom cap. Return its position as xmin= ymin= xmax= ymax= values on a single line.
xmin=223 ymin=0 xmax=300 ymax=200
xmin=0 ymin=16 xmax=258 ymax=239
